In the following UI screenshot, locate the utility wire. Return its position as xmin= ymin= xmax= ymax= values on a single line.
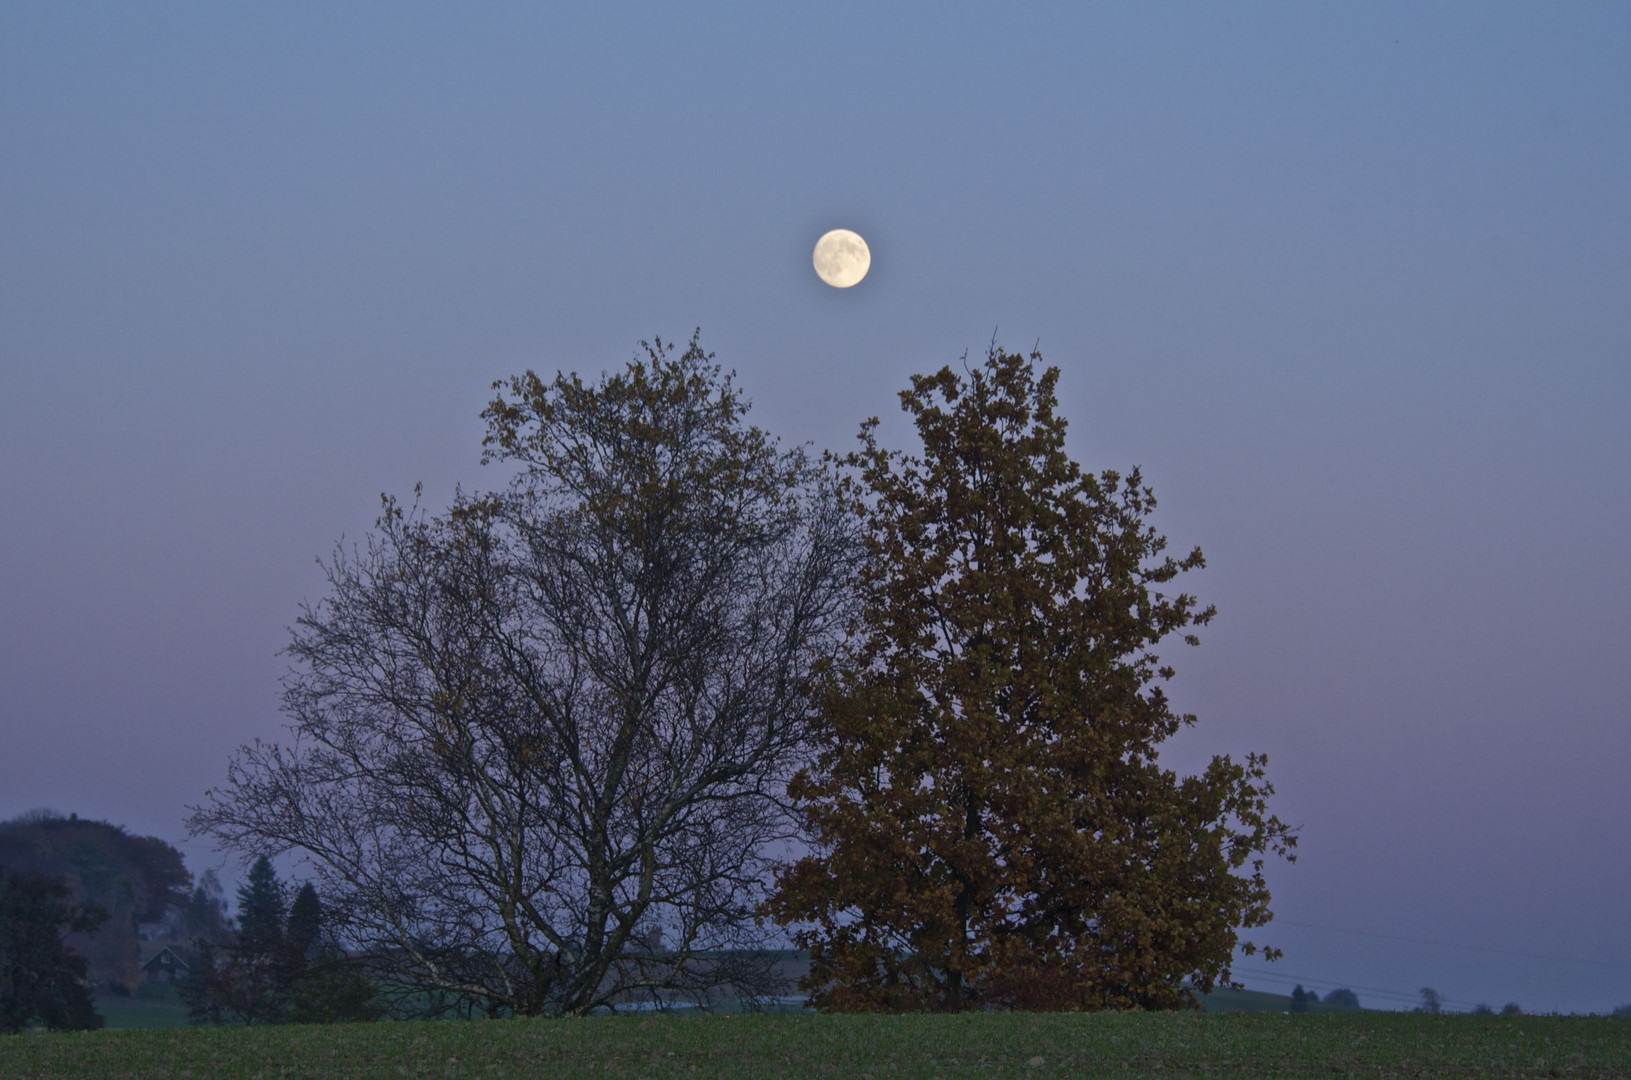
xmin=1226 ymin=964 xmax=1485 ymax=1012
xmin=1271 ymin=919 xmax=1630 ymax=971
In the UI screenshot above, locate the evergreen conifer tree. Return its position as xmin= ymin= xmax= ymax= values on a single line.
xmin=236 ymin=857 xmax=286 ymax=953
xmin=182 ymin=857 xmax=288 ymax=1024
xmin=181 ymin=868 xmax=380 ymax=1025
xmin=285 ymin=884 xmax=321 ymax=962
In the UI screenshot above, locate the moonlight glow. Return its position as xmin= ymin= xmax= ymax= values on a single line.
xmin=813 ymin=229 xmax=871 ymax=288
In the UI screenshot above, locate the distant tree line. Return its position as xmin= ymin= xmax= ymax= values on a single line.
xmin=1283 ymin=985 xmax=1361 ymax=1012
xmin=0 ymin=811 xmax=192 ymax=995
xmin=0 ymin=810 xmax=234 ymax=1030
xmin=180 ymin=856 xmax=380 ymax=1025
xmin=0 ymin=809 xmax=390 ymax=1031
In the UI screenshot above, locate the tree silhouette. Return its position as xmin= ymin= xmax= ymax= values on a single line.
xmin=1323 ymin=987 xmax=1361 ymax=1010
xmin=0 ymin=867 xmax=105 ymax=1031
xmin=285 ymin=884 xmax=322 ymax=963
xmin=192 ymin=335 xmax=856 ymax=1016
xmin=236 ymin=858 xmax=286 ymax=952
xmin=182 ymin=862 xmax=378 ymax=1024
xmin=182 ymin=856 xmax=289 ymax=1025
xmin=280 ymin=884 xmax=382 ymax=1024
xmin=177 ymin=870 xmax=231 ymax=945
xmin=765 ymin=345 xmax=1296 ymax=1012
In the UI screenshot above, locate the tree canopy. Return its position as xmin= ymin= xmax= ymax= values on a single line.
xmin=182 ymin=858 xmax=381 ymax=1025
xmin=176 ymin=870 xmax=231 ymax=946
xmin=0 ymin=867 xmax=106 ymax=1032
xmin=190 ymin=334 xmax=856 ymax=1016
xmin=1324 ymin=987 xmax=1361 ymax=1010
xmin=0 ymin=812 xmax=191 ymax=991
xmin=764 ymin=346 xmax=1296 ymax=1011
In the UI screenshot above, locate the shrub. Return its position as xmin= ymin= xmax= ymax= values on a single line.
xmin=1323 ymin=988 xmax=1360 ymax=1010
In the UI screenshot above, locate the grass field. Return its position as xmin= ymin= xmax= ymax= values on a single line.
xmin=5 ymin=1011 xmax=1629 ymax=1079
xmin=80 ymin=962 xmax=1350 ymax=1032
xmin=80 ymin=981 xmax=1347 ymax=1032
xmin=84 ymin=993 xmax=192 ymax=1031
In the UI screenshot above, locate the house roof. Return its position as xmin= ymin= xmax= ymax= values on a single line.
xmin=137 ymin=942 xmax=194 ymax=971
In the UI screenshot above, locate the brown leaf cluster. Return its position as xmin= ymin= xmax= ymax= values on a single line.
xmin=762 ymin=346 xmax=1296 ymax=1012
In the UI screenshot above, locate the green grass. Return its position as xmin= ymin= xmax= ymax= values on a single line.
xmin=91 ymin=984 xmax=191 ymax=1031
xmin=81 ymin=975 xmax=1324 ymax=1030
xmin=82 ymin=977 xmax=1333 ymax=1029
xmin=87 ymin=994 xmax=191 ymax=1031
xmin=1196 ymin=985 xmax=1355 ymax=1015
xmin=5 ymin=1011 xmax=1629 ymax=1079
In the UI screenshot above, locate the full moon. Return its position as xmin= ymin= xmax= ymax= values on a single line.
xmin=813 ymin=228 xmax=871 ymax=288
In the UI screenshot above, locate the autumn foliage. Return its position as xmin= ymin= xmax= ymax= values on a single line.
xmin=763 ymin=347 xmax=1296 ymax=1012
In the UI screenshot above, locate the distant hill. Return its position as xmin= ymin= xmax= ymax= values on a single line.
xmin=0 ymin=811 xmax=191 ymax=991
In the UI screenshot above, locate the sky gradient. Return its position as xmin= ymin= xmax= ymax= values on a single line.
xmin=3 ymin=2 xmax=1628 ymax=1013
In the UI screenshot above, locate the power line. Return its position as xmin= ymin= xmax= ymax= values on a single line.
xmin=1226 ymin=965 xmax=1485 ymax=1011
xmin=1271 ymin=919 xmax=1630 ymax=972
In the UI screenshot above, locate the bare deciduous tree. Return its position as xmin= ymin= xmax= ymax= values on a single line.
xmin=190 ymin=335 xmax=854 ymax=1016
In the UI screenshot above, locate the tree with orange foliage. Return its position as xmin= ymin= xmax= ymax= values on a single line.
xmin=764 ymin=346 xmax=1296 ymax=1012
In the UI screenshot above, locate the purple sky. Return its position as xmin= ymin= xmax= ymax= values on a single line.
xmin=3 ymin=3 xmax=1627 ymax=1014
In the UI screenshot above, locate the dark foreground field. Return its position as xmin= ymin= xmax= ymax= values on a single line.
xmin=5 ymin=1012 xmax=1631 ymax=1080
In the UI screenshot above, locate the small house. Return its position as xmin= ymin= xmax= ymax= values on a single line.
xmin=137 ymin=942 xmax=193 ymax=983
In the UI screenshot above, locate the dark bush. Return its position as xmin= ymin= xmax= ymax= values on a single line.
xmin=1323 ymin=987 xmax=1361 ymax=1010
xmin=0 ymin=868 xmax=106 ymax=1032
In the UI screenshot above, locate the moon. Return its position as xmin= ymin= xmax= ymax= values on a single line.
xmin=813 ymin=229 xmax=871 ymax=288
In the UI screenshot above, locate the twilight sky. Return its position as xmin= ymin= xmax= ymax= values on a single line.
xmin=3 ymin=2 xmax=1628 ymax=1014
